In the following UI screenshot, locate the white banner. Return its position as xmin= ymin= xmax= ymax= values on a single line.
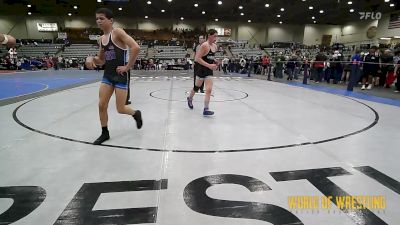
xmin=57 ymin=32 xmax=67 ymax=39
xmin=215 ymin=28 xmax=231 ymax=36
xmin=37 ymin=23 xmax=58 ymax=32
xmin=89 ymin=35 xmax=101 ymax=41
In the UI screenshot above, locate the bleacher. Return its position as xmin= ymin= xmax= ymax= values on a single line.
xmin=137 ymin=45 xmax=148 ymax=59
xmin=0 ymin=45 xmax=7 ymax=57
xmin=18 ymin=44 xmax=63 ymax=58
xmin=154 ymin=45 xmax=187 ymax=59
xmin=62 ymin=44 xmax=99 ymax=58
xmin=62 ymin=44 xmax=148 ymax=59
xmin=230 ymin=46 xmax=265 ymax=58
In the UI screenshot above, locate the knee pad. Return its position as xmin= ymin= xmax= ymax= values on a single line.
xmin=193 ymin=86 xmax=200 ymax=92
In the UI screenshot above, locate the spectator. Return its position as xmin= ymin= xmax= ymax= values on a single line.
xmin=361 ymin=47 xmax=380 ymax=90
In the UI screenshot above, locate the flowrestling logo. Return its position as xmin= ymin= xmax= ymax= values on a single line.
xmin=359 ymin=12 xmax=382 ymax=20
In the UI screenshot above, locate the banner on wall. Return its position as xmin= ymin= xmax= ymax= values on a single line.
xmin=215 ymin=28 xmax=232 ymax=36
xmin=57 ymin=32 xmax=67 ymax=39
xmin=37 ymin=23 xmax=58 ymax=32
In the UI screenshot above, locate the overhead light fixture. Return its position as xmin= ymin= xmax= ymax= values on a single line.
xmin=239 ymin=5 xmax=243 ymax=9
xmin=28 ymin=12 xmax=32 ymax=15
xmin=27 ymin=4 xmax=31 ymax=7
xmin=68 ymin=13 xmax=72 ymax=16
xmin=202 ymin=11 xmax=205 ymax=14
xmin=248 ymin=19 xmax=251 ymax=23
xmin=309 ymin=6 xmax=313 ymax=9
xmin=180 ymin=17 xmax=184 ymax=20
xmin=393 ymin=36 xmax=400 ymax=38
xmin=161 ymin=9 xmax=165 ymax=12
xmin=312 ymin=16 xmax=315 ymax=19
xmin=279 ymin=21 xmax=283 ymax=24
xmin=389 ymin=3 xmax=394 ymax=7
xmin=384 ymin=0 xmax=390 ymax=2
xmin=194 ymin=3 xmax=198 ymax=7
xmin=218 ymin=1 xmax=222 ymax=5
xmin=215 ymin=18 xmax=219 ymax=21
xmin=73 ymin=5 xmax=78 ymax=9
xmin=347 ymin=1 xmax=352 ymax=4
xmin=145 ymin=16 xmax=148 ymax=18
xmin=265 ymin=4 xmax=270 ymax=7
xmin=349 ymin=9 xmax=354 ymax=12
xmin=118 ymin=7 xmax=122 ymax=10
xmin=240 ymin=13 xmax=244 ymax=16
xmin=302 ymin=0 xmax=306 ymax=1
xmin=168 ymin=0 xmax=172 ymax=2
xmin=313 ymin=20 xmax=316 ymax=23
xmin=97 ymin=0 xmax=101 ymax=2
xmin=147 ymin=1 xmax=151 ymax=4
xmin=380 ymin=37 xmax=391 ymax=40
xmin=277 ymin=14 xmax=281 ymax=17
xmin=280 ymin=8 xmax=285 ymax=11
xmin=319 ymin=10 xmax=324 ymax=13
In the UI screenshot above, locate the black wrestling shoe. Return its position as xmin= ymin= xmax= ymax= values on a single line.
xmin=93 ymin=131 xmax=110 ymax=145
xmin=133 ymin=110 xmax=143 ymax=129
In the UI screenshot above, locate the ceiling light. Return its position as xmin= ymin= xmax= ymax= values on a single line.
xmin=202 ymin=11 xmax=205 ymax=14
xmin=73 ymin=5 xmax=78 ymax=9
xmin=312 ymin=16 xmax=315 ymax=19
xmin=218 ymin=1 xmax=222 ymax=5
xmin=265 ymin=4 xmax=270 ymax=7
xmin=279 ymin=21 xmax=283 ymax=24
xmin=181 ymin=17 xmax=184 ymax=20
xmin=302 ymin=0 xmax=306 ymax=1
xmin=147 ymin=1 xmax=151 ymax=4
xmin=319 ymin=10 xmax=324 ymax=13
xmin=239 ymin=5 xmax=243 ymax=9
xmin=277 ymin=14 xmax=281 ymax=17
xmin=215 ymin=18 xmax=219 ymax=21
xmin=68 ymin=13 xmax=72 ymax=16
xmin=240 ymin=13 xmax=244 ymax=16
xmin=384 ymin=0 xmax=389 ymax=2
xmin=97 ymin=0 xmax=101 ymax=2
xmin=280 ymin=8 xmax=285 ymax=11
xmin=314 ymin=20 xmax=316 ymax=23
xmin=118 ymin=7 xmax=122 ymax=10
xmin=380 ymin=37 xmax=391 ymax=40
xmin=390 ymin=3 xmax=394 ymax=7
xmin=194 ymin=3 xmax=198 ymax=7
xmin=146 ymin=16 xmax=149 ymax=19
xmin=309 ymin=6 xmax=313 ymax=9
xmin=27 ymin=4 xmax=31 ymax=7
xmin=28 ymin=12 xmax=32 ymax=15
xmin=347 ymin=1 xmax=352 ymax=4
xmin=161 ymin=9 xmax=165 ymax=12
xmin=168 ymin=0 xmax=172 ymax=2
xmin=393 ymin=36 xmax=400 ymax=38
xmin=248 ymin=20 xmax=251 ymax=23
xmin=349 ymin=9 xmax=354 ymax=12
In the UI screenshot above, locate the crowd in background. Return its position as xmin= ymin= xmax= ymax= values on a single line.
xmin=1 ymin=37 xmax=399 ymax=92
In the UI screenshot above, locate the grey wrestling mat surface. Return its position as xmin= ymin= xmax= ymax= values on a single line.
xmin=1 ymin=70 xmax=399 ymax=225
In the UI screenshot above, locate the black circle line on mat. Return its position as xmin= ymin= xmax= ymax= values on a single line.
xmin=149 ymin=88 xmax=249 ymax=102
xmin=13 ymin=94 xmax=379 ymax=153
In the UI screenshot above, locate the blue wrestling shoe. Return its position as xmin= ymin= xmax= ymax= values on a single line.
xmin=203 ymin=108 xmax=214 ymax=116
xmin=187 ymin=97 xmax=193 ymax=109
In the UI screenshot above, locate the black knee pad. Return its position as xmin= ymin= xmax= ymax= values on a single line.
xmin=193 ymin=86 xmax=200 ymax=92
